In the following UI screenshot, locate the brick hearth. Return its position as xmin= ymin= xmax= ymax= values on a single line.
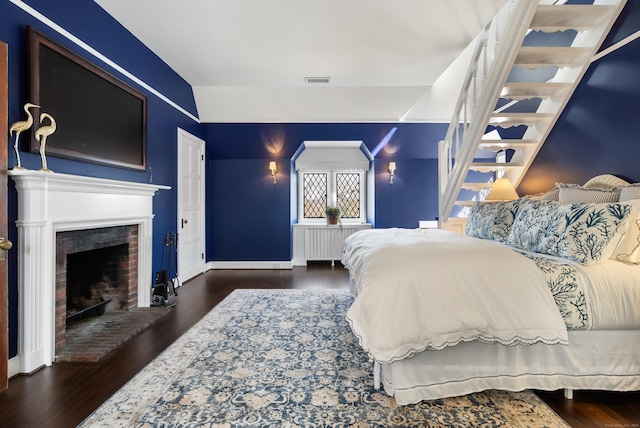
xmin=56 ymin=307 xmax=173 ymax=362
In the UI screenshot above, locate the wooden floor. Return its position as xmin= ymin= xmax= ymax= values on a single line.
xmin=0 ymin=264 xmax=638 ymax=427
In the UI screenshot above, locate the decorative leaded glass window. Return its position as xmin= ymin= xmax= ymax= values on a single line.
xmin=299 ymin=170 xmax=365 ymax=223
xmin=303 ymin=173 xmax=327 ymax=218
xmin=336 ymin=173 xmax=360 ymax=219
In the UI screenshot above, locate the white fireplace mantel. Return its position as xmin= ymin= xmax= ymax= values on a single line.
xmin=9 ymin=170 xmax=170 ymax=374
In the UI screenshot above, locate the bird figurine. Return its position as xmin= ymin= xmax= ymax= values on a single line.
xmin=9 ymin=102 xmax=40 ymax=169
xmin=34 ymin=112 xmax=56 ymax=173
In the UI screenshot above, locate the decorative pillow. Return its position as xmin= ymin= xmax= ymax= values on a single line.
xmin=619 ymin=184 xmax=640 ymax=202
xmin=611 ymin=200 xmax=640 ymax=264
xmin=464 ymin=198 xmax=523 ymax=242
xmin=507 ymin=200 xmax=634 ymax=265
xmin=558 ymin=184 xmax=620 ymax=204
xmin=535 ymin=187 xmax=559 ymax=201
xmin=506 ymin=199 xmax=564 ymax=253
xmin=583 ymin=174 xmax=630 ymax=190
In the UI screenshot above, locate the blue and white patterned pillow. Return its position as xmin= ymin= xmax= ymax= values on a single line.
xmin=465 ymin=198 xmax=523 ymax=242
xmin=507 ymin=200 xmax=633 ymax=265
xmin=506 ymin=199 xmax=564 ymax=253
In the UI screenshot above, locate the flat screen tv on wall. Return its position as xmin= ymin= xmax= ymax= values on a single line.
xmin=28 ymin=26 xmax=147 ymax=171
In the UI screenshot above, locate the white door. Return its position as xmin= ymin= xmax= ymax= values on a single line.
xmin=177 ymin=128 xmax=205 ymax=284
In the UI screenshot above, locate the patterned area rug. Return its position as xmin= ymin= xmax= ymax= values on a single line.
xmin=79 ymin=289 xmax=569 ymax=427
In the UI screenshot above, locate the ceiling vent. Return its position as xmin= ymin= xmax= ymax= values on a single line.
xmin=304 ymin=77 xmax=330 ymax=84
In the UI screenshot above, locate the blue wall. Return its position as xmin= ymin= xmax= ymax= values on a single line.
xmin=375 ymin=159 xmax=439 ymax=228
xmin=1 ymin=0 xmax=203 ymax=358
xmin=203 ymin=123 xmax=448 ymax=260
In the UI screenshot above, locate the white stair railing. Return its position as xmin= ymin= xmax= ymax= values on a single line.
xmin=438 ymin=0 xmax=540 ymax=220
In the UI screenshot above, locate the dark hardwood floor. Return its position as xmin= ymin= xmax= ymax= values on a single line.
xmin=0 ymin=263 xmax=638 ymax=427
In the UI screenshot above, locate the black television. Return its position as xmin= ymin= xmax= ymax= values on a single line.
xmin=28 ymin=26 xmax=147 ymax=171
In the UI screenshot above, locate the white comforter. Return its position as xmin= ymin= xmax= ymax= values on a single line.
xmin=343 ymin=228 xmax=569 ymax=364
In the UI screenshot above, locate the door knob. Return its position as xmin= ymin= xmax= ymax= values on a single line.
xmin=0 ymin=238 xmax=12 ymax=251
xmin=0 ymin=237 xmax=12 ymax=260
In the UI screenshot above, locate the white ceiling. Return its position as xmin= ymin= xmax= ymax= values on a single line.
xmin=94 ymin=0 xmax=507 ymax=123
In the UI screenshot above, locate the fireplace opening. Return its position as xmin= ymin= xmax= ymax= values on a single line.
xmin=66 ymin=244 xmax=128 ymax=319
xmin=56 ymin=225 xmax=139 ymax=353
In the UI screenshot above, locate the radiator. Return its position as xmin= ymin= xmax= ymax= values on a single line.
xmin=305 ymin=227 xmax=362 ymax=261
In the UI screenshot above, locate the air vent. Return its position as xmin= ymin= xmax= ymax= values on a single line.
xmin=304 ymin=77 xmax=331 ymax=84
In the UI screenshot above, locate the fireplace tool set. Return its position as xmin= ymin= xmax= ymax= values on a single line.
xmin=151 ymin=232 xmax=179 ymax=307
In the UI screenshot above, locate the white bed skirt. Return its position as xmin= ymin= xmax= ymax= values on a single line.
xmin=379 ymin=329 xmax=640 ymax=405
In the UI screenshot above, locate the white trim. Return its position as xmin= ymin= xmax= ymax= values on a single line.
xmin=297 ymin=170 xmax=367 ymax=225
xmin=207 ymin=261 xmax=293 ymax=270
xmin=8 ymin=0 xmax=199 ymax=123
xmin=8 ymin=356 xmax=21 ymax=378
xmin=8 ymin=170 xmax=169 ymax=373
xmin=177 ymin=128 xmax=206 ymax=283
xmin=592 ymin=29 xmax=640 ymax=63
xmin=303 ymin=141 xmax=363 ymax=149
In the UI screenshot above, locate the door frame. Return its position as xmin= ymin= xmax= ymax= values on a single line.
xmin=1 ymin=41 xmax=9 ymax=391
xmin=176 ymin=127 xmax=205 ymax=284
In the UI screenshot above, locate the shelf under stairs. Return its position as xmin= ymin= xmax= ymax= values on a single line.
xmin=438 ymin=0 xmax=628 ymax=221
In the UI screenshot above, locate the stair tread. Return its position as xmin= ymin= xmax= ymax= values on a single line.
xmin=480 ymin=138 xmax=538 ymax=144
xmin=454 ymin=200 xmax=486 ymax=207
xmin=488 ymin=112 xmax=554 ymax=126
xmin=469 ymin=163 xmax=526 ymax=174
xmin=490 ymin=112 xmax=554 ymax=117
xmin=515 ymin=47 xmax=591 ymax=68
xmin=470 ymin=162 xmax=525 ymax=166
xmin=501 ymin=82 xmax=572 ymax=99
xmin=461 ymin=182 xmax=493 ymax=191
xmin=479 ymin=139 xmax=539 ymax=151
xmin=531 ymin=5 xmax=614 ymax=32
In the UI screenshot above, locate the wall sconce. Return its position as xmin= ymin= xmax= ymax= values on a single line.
xmin=388 ymin=161 xmax=396 ymax=184
xmin=269 ymin=161 xmax=278 ymax=184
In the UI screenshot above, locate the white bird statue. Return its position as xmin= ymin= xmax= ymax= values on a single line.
xmin=34 ymin=112 xmax=56 ymax=173
xmin=9 ymin=102 xmax=40 ymax=169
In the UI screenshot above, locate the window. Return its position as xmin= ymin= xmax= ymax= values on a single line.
xmin=299 ymin=170 xmax=365 ymax=223
xmin=293 ymin=140 xmax=372 ymax=225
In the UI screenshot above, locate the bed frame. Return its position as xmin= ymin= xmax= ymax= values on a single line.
xmin=371 ymin=329 xmax=640 ymax=404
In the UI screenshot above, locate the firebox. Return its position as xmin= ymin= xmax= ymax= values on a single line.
xmin=55 ymin=225 xmax=138 ymax=353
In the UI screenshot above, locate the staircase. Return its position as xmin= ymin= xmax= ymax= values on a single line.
xmin=438 ymin=0 xmax=628 ymax=221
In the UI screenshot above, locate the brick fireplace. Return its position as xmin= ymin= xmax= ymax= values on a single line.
xmin=9 ymin=170 xmax=169 ymax=375
xmin=55 ymin=225 xmax=138 ymax=353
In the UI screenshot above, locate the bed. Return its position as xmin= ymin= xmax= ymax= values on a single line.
xmin=342 ymin=176 xmax=640 ymax=405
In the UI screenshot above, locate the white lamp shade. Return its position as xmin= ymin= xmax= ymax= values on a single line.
xmin=486 ymin=178 xmax=518 ymax=201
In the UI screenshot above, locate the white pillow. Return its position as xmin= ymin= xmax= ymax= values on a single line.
xmin=583 ymin=174 xmax=630 ymax=190
xmin=611 ymin=200 xmax=640 ymax=264
xmin=619 ymin=184 xmax=640 ymax=202
xmin=558 ymin=183 xmax=620 ymax=204
xmin=527 ymin=186 xmax=559 ymax=201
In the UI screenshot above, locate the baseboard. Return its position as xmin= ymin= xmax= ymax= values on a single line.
xmin=206 ymin=261 xmax=293 ymax=270
xmin=8 ymin=356 xmax=20 ymax=378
